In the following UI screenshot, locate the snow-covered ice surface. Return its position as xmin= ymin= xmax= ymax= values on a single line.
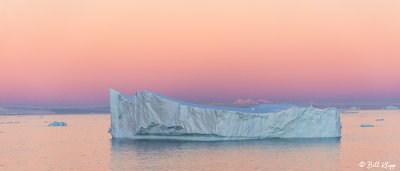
xmin=108 ymin=89 xmax=342 ymax=140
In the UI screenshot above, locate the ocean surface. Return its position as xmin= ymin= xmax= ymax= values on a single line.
xmin=0 ymin=110 xmax=399 ymax=170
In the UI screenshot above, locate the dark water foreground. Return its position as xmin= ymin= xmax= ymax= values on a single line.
xmin=0 ymin=110 xmax=399 ymax=170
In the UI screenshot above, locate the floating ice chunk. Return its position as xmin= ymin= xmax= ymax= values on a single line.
xmin=48 ymin=121 xmax=67 ymax=126
xmin=361 ymin=124 xmax=374 ymax=127
xmin=382 ymin=106 xmax=398 ymax=110
xmin=0 ymin=121 xmax=20 ymax=124
xmin=108 ymin=89 xmax=342 ymax=139
xmin=376 ymin=119 xmax=384 ymax=121
xmin=340 ymin=109 xmax=358 ymax=114
xmin=349 ymin=106 xmax=360 ymax=110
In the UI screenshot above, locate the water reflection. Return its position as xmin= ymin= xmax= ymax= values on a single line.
xmin=111 ymin=138 xmax=340 ymax=170
xmin=2 ymin=111 xmax=400 ymax=170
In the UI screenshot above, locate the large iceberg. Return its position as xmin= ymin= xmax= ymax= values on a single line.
xmin=108 ymin=89 xmax=342 ymax=139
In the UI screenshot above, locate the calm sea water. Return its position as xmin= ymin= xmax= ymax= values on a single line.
xmin=0 ymin=110 xmax=399 ymax=170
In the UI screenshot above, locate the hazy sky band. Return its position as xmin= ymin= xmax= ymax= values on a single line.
xmin=1 ymin=0 xmax=399 ymax=106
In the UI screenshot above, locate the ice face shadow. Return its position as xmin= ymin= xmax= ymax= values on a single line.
xmin=111 ymin=138 xmax=340 ymax=152
xmin=111 ymin=138 xmax=340 ymax=170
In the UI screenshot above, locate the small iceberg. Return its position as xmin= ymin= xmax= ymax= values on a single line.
xmin=349 ymin=106 xmax=360 ymax=110
xmin=48 ymin=121 xmax=67 ymax=126
xmin=382 ymin=106 xmax=398 ymax=110
xmin=0 ymin=121 xmax=20 ymax=124
xmin=376 ymin=119 xmax=384 ymax=121
xmin=361 ymin=124 xmax=374 ymax=127
xmin=340 ymin=109 xmax=358 ymax=114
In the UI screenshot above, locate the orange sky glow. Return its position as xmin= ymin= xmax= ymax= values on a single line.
xmin=1 ymin=0 xmax=400 ymax=106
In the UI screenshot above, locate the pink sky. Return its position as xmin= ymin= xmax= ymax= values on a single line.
xmin=1 ymin=0 xmax=400 ymax=106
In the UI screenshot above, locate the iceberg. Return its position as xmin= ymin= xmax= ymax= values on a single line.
xmin=383 ymin=106 xmax=398 ymax=110
xmin=340 ymin=109 xmax=358 ymax=114
xmin=361 ymin=124 xmax=374 ymax=127
xmin=108 ymin=89 xmax=342 ymax=139
xmin=0 ymin=121 xmax=20 ymax=124
xmin=349 ymin=106 xmax=360 ymax=110
xmin=48 ymin=121 xmax=67 ymax=126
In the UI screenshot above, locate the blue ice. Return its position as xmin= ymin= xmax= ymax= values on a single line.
xmin=48 ymin=121 xmax=67 ymax=126
xmin=361 ymin=124 xmax=374 ymax=127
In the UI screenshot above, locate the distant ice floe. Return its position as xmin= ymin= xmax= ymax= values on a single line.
xmin=48 ymin=121 xmax=67 ymax=126
xmin=0 ymin=121 xmax=20 ymax=124
xmin=382 ymin=106 xmax=398 ymax=110
xmin=0 ymin=107 xmax=55 ymax=115
xmin=361 ymin=124 xmax=374 ymax=127
xmin=376 ymin=119 xmax=384 ymax=121
xmin=108 ymin=89 xmax=342 ymax=139
xmin=348 ymin=106 xmax=360 ymax=110
xmin=339 ymin=109 xmax=358 ymax=114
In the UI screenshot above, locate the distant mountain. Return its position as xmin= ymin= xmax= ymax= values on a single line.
xmin=233 ymin=98 xmax=272 ymax=106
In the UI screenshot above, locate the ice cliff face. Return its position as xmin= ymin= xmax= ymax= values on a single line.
xmin=109 ymin=89 xmax=341 ymax=139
